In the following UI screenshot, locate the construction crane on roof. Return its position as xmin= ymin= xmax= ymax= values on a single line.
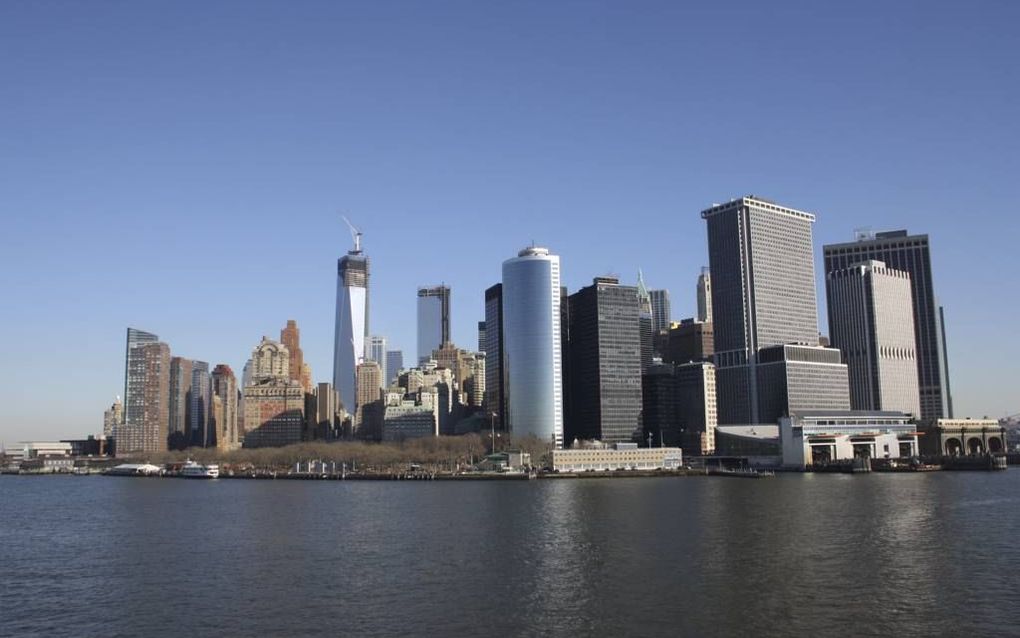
xmin=341 ymin=214 xmax=363 ymax=253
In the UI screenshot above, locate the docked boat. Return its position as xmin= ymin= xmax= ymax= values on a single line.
xmin=105 ymin=463 xmax=164 ymax=477
xmin=180 ymin=460 xmax=219 ymax=479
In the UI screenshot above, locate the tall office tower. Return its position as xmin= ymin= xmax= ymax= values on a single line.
xmin=102 ymin=397 xmax=122 ymax=438
xmin=566 ymin=277 xmax=642 ymax=444
xmin=484 ymin=284 xmax=505 ymax=428
xmin=823 ymin=230 xmax=952 ymax=420
xmin=636 ymin=271 xmax=653 ymax=373
xmin=502 ymin=247 xmax=564 ymax=448
xmin=280 ymin=320 xmax=311 ymax=392
xmin=385 ymin=350 xmax=403 ymax=386
xmin=696 ymin=267 xmax=712 ymax=323
xmin=642 ymin=361 xmax=717 ymax=456
xmin=666 ymin=319 xmax=714 ymax=364
xmin=417 ymin=285 xmax=451 ymax=364
xmin=168 ymin=356 xmax=193 ymax=449
xmin=243 ymin=337 xmax=304 ymax=448
xmin=938 ymin=304 xmax=953 ymax=418
xmin=702 ymin=196 xmax=820 ymax=424
xmin=755 ymin=344 xmax=850 ymax=422
xmin=333 ymin=227 xmax=369 ymax=414
xmin=366 ymin=336 xmax=388 ymax=389
xmin=649 ymin=289 xmax=671 ymax=334
xmin=190 ymin=361 xmax=211 ymax=447
xmin=355 ymin=361 xmax=383 ymax=438
xmin=123 ymin=327 xmax=159 ymax=425
xmin=121 ymin=341 xmax=171 ymax=454
xmin=211 ymin=364 xmax=239 ymax=451
xmin=827 ymin=260 xmax=921 ymax=416
xmin=477 ymin=321 xmax=486 ymax=354
xmin=315 ymin=382 xmax=340 ymax=440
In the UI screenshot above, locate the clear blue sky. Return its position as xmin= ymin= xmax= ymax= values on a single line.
xmin=2 ymin=0 xmax=1018 ymax=444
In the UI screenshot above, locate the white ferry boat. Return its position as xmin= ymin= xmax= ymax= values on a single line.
xmin=105 ymin=463 xmax=164 ymax=477
xmin=180 ymin=460 xmax=219 ymax=479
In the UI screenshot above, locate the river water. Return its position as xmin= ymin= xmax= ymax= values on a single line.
xmin=2 ymin=473 xmax=1019 ymax=637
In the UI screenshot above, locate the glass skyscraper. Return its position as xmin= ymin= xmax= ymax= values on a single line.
xmin=501 ymin=247 xmax=563 ymax=448
xmin=333 ymin=235 xmax=369 ymax=413
xmin=416 ymin=285 xmax=450 ymax=364
xmin=566 ymin=277 xmax=642 ymax=444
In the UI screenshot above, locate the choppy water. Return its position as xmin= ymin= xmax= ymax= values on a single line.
xmin=2 ymin=472 xmax=1019 ymax=637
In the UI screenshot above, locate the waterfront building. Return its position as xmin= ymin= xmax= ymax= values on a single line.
xmin=827 ymin=260 xmax=921 ymax=416
xmin=919 ymin=418 xmax=1005 ymax=456
xmin=190 ymin=361 xmax=211 ymax=447
xmin=713 ymin=425 xmax=782 ymax=464
xmin=102 ymin=397 xmax=122 ymax=439
xmin=211 ymin=364 xmax=239 ymax=451
xmin=641 ymin=361 xmax=717 ymax=456
xmin=385 ymin=350 xmax=404 ymax=386
xmin=665 ymin=319 xmax=714 ymax=365
xmin=243 ymin=337 xmax=304 ymax=448
xmin=823 ymin=230 xmax=953 ymax=420
xmin=702 ymin=196 xmax=821 ymax=424
xmin=696 ymin=267 xmax=712 ymax=323
xmin=552 ymin=443 xmax=683 ymax=472
xmin=168 ymin=357 xmax=193 ymax=449
xmin=780 ymin=410 xmax=918 ymax=469
xmin=636 ymin=271 xmax=653 ymax=373
xmin=119 ymin=340 xmax=171 ymax=455
xmin=649 ymin=289 xmax=671 ymax=335
xmin=417 ymin=285 xmax=451 ymax=364
xmin=502 ymin=246 xmax=564 ymax=448
xmin=367 ymin=336 xmax=388 ymax=389
xmin=755 ymin=344 xmax=850 ymax=423
xmin=566 ymin=276 xmax=642 ymax=444
xmin=382 ymin=401 xmax=438 ymax=441
xmin=484 ymin=283 xmax=505 ymax=428
xmin=123 ymin=327 xmax=159 ymax=426
xmin=333 ymin=226 xmax=369 ymax=414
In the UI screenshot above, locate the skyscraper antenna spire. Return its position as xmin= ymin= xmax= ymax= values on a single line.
xmin=341 ymin=214 xmax=363 ymax=253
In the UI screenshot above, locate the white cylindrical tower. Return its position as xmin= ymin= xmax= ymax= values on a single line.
xmin=501 ymin=246 xmax=563 ymax=448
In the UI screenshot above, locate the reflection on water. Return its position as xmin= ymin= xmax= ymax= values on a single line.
xmin=2 ymin=473 xmax=1019 ymax=637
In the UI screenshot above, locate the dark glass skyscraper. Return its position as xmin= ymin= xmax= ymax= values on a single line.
xmin=567 ymin=277 xmax=642 ymax=444
xmin=823 ymin=230 xmax=952 ymax=420
xmin=417 ymin=285 xmax=451 ymax=364
xmin=484 ymin=283 xmax=505 ymax=430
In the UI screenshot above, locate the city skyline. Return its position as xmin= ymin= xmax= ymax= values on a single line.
xmin=2 ymin=1 xmax=1019 ymax=443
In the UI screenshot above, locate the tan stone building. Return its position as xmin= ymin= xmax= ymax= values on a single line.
xmin=243 ymin=338 xmax=304 ymax=448
xmin=212 ymin=364 xmax=240 ymax=451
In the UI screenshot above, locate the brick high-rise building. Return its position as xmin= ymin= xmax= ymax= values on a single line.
xmin=119 ymin=340 xmax=171 ymax=455
xmin=281 ymin=320 xmax=311 ymax=392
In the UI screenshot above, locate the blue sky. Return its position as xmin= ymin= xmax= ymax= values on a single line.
xmin=2 ymin=0 xmax=1018 ymax=444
